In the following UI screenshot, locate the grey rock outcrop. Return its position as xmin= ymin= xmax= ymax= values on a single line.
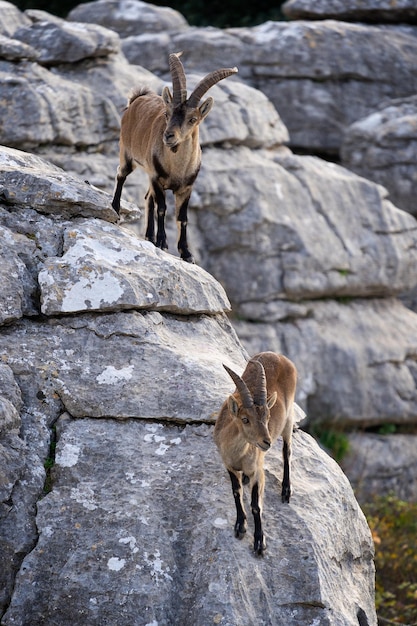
xmin=0 ymin=146 xmax=376 ymax=625
xmin=282 ymin=0 xmax=417 ymax=23
xmin=1 ymin=0 xmax=417 ymax=614
xmin=341 ymin=95 xmax=417 ymax=216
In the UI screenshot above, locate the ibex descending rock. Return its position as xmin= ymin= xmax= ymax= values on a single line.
xmin=214 ymin=352 xmax=297 ymax=556
xmin=112 ymin=53 xmax=238 ymax=263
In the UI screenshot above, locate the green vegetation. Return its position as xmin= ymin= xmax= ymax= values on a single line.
xmin=310 ymin=425 xmax=350 ymax=462
xmin=9 ymin=0 xmax=287 ymax=27
xmin=362 ymin=494 xmax=417 ymax=625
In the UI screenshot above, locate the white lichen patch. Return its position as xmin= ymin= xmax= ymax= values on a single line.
xmin=213 ymin=517 xmax=228 ymax=529
xmin=70 ymin=485 xmax=97 ymax=511
xmin=61 ymin=270 xmax=124 ymax=312
xmin=142 ymin=550 xmax=173 ymax=584
xmin=119 ymin=536 xmax=139 ymax=554
xmin=96 ymin=364 xmax=134 ymax=385
xmin=55 ymin=442 xmax=80 ymax=467
xmin=107 ymin=557 xmax=126 ymax=572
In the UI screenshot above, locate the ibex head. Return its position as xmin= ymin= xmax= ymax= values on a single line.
xmin=224 ymin=359 xmax=277 ymax=451
xmin=162 ymin=52 xmax=238 ymax=149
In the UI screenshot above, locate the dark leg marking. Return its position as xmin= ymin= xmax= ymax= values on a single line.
xmin=282 ymin=440 xmax=291 ymax=503
xmin=111 ymin=158 xmax=133 ymax=215
xmin=145 ymin=192 xmax=155 ymax=245
xmin=228 ymin=470 xmax=247 ymax=539
xmin=176 ymin=195 xmax=194 ymax=263
xmin=153 ymin=182 xmax=168 ymax=250
xmin=251 ymin=482 xmax=265 ymax=556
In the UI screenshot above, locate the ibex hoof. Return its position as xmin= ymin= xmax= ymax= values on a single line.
xmin=281 ymin=485 xmax=291 ymax=503
xmin=181 ymin=253 xmax=195 ymax=264
xmin=254 ymin=538 xmax=266 ymax=556
xmin=234 ymin=520 xmax=247 ymax=539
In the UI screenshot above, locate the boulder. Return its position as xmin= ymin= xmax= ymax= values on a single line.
xmin=38 ymin=220 xmax=231 ymax=316
xmin=67 ymin=0 xmax=188 ymax=37
xmin=13 ymin=18 xmax=120 ymax=65
xmin=342 ymin=432 xmax=417 ymax=503
xmin=2 ymin=417 xmax=376 ymax=626
xmin=190 ymin=149 xmax=417 ymax=303
xmin=234 ymin=298 xmax=417 ymax=427
xmin=0 ymin=0 xmax=31 ymax=37
xmin=0 ymin=61 xmax=120 ymax=149
xmin=282 ymin=0 xmax=417 ymax=23
xmin=341 ymin=95 xmax=417 ymax=216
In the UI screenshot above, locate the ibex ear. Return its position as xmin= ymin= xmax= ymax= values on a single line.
xmin=162 ymin=86 xmax=173 ymax=104
xmin=227 ymin=395 xmax=239 ymax=417
xmin=199 ymin=96 xmax=214 ymax=119
xmin=267 ymin=392 xmax=277 ymax=409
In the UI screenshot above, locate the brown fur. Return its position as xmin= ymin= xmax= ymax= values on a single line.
xmin=214 ymin=352 xmax=297 ymax=555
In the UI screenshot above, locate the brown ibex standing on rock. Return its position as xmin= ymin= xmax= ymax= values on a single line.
xmin=112 ymin=53 xmax=238 ymax=263
xmin=214 ymin=352 xmax=297 ymax=556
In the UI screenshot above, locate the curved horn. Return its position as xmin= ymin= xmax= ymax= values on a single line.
xmin=188 ymin=66 xmax=238 ymax=108
xmin=169 ymin=52 xmax=187 ymax=106
xmin=250 ymin=359 xmax=267 ymax=406
xmin=223 ymin=364 xmax=253 ymax=409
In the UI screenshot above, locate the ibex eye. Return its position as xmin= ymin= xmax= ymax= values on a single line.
xmin=189 ymin=117 xmax=197 ymax=124
xmin=242 ymin=417 xmax=249 ymax=424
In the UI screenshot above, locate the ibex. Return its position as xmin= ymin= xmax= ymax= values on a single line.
xmin=111 ymin=53 xmax=238 ymax=263
xmin=214 ymin=352 xmax=297 ymax=556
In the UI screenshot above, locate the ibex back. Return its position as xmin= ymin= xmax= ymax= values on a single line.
xmin=112 ymin=53 xmax=238 ymax=263
xmin=214 ymin=352 xmax=297 ymax=555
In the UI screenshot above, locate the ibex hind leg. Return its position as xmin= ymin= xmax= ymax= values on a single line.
xmin=111 ymin=158 xmax=133 ymax=215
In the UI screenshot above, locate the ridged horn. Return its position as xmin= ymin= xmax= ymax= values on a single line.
xmin=250 ymin=359 xmax=267 ymax=406
xmin=223 ymin=364 xmax=253 ymax=409
xmin=187 ymin=66 xmax=238 ymax=108
xmin=169 ymin=52 xmax=187 ymax=106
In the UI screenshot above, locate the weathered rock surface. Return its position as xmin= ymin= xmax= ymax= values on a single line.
xmin=282 ymin=0 xmax=417 ymax=23
xmin=0 ymin=146 xmax=377 ymax=624
xmin=67 ymin=0 xmax=188 ymax=36
xmin=234 ymin=298 xmax=417 ymax=427
xmin=2 ymin=418 xmax=375 ymax=626
xmin=342 ymin=432 xmax=417 ymax=502
xmin=2 ymin=0 xmax=417 ymax=616
xmin=341 ymin=95 xmax=417 ymax=216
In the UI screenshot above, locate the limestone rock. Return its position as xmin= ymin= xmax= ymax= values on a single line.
xmin=0 ymin=224 xmax=38 ymax=324
xmin=2 ymin=417 xmax=376 ymax=626
xmin=0 ymin=146 xmax=117 ymax=220
xmin=0 ymin=33 xmax=38 ymax=61
xmin=67 ymin=0 xmax=188 ymax=37
xmin=38 ymin=219 xmax=231 ymax=316
xmin=191 ymin=149 xmax=417 ymax=304
xmin=228 ymin=20 xmax=417 ymax=154
xmin=342 ymin=432 xmax=417 ymax=503
xmin=282 ymin=0 xmax=417 ymax=23
xmin=341 ymin=95 xmax=417 ymax=216
xmin=234 ymin=298 xmax=417 ymax=427
xmin=0 ymin=61 xmax=120 ymax=149
xmin=0 ymin=0 xmax=31 ymax=37
xmin=14 ymin=18 xmax=120 ymax=65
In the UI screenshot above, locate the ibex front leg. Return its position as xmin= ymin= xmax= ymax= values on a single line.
xmin=228 ymin=470 xmax=247 ymax=539
xmin=175 ymin=187 xmax=194 ymax=263
xmin=251 ymin=473 xmax=266 ymax=556
xmin=151 ymin=180 xmax=168 ymax=251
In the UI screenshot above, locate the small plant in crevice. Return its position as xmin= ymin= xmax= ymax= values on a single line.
xmin=43 ymin=425 xmax=57 ymax=495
